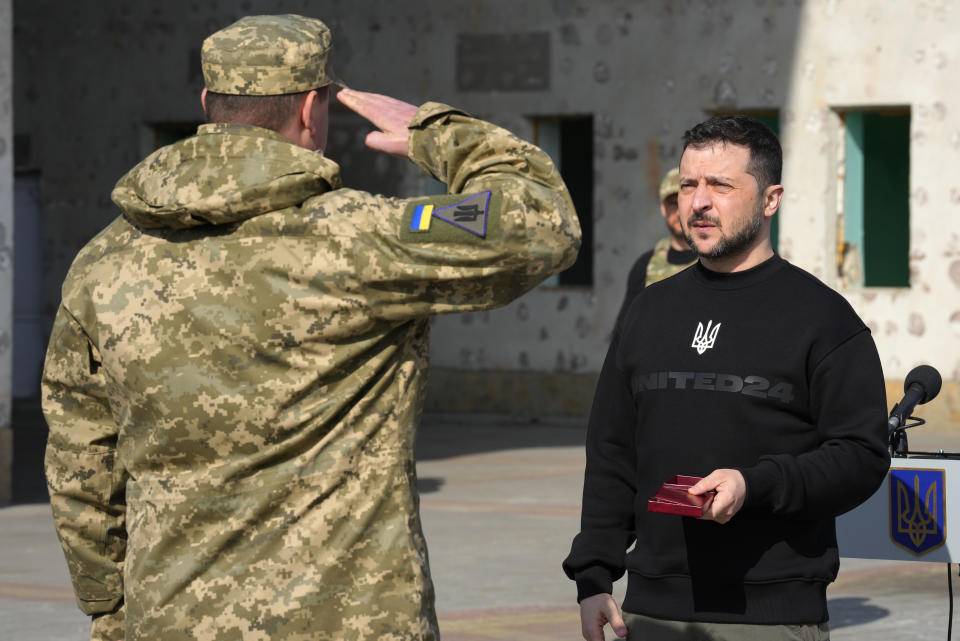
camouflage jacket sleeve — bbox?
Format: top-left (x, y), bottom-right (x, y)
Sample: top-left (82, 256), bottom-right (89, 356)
top-left (42, 305), bottom-right (126, 627)
top-left (332, 102), bottom-right (581, 320)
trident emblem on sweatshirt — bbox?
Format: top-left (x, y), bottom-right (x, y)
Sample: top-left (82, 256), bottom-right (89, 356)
top-left (691, 320), bottom-right (721, 355)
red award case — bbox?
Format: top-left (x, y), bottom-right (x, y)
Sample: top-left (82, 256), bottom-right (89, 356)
top-left (647, 475), bottom-right (715, 517)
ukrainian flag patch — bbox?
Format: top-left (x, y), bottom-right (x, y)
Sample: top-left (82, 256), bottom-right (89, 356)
top-left (410, 204), bottom-right (434, 231)
top-left (401, 191), bottom-right (500, 244)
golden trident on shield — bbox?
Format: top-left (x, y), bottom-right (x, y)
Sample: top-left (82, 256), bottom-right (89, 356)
top-left (897, 473), bottom-right (939, 548)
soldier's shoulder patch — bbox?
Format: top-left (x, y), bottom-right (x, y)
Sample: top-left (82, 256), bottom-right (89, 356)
top-left (400, 191), bottom-right (501, 244)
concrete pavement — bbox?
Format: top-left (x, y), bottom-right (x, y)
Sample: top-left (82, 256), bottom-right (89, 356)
top-left (2, 415), bottom-right (959, 640)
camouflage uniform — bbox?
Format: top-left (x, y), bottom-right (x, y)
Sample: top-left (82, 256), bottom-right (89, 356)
top-left (613, 168), bottom-right (695, 329)
top-left (43, 15), bottom-right (580, 641)
top-left (644, 237), bottom-right (695, 287)
top-left (644, 168), bottom-right (694, 287)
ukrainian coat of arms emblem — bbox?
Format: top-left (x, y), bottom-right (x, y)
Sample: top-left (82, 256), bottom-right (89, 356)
top-left (889, 468), bottom-right (946, 555)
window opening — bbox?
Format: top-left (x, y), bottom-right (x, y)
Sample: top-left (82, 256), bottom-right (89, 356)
top-left (531, 115), bottom-right (593, 287)
top-left (841, 109), bottom-right (910, 288)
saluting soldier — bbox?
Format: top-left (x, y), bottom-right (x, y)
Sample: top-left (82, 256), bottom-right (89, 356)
top-left (43, 14), bottom-right (580, 641)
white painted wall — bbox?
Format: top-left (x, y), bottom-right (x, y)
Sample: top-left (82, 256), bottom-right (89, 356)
top-left (778, 1), bottom-right (960, 382)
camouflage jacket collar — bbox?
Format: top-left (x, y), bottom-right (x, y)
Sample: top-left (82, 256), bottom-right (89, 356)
top-left (112, 122), bottom-right (342, 230)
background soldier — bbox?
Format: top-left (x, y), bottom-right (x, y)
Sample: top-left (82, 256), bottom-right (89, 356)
top-left (43, 14), bottom-right (580, 641)
top-left (614, 168), bottom-right (697, 329)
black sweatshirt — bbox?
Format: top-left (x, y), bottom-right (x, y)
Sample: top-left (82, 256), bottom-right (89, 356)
top-left (563, 254), bottom-right (890, 624)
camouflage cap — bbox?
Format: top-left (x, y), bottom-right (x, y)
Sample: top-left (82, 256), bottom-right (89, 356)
top-left (659, 168), bottom-right (680, 201)
top-left (202, 14), bottom-right (340, 96)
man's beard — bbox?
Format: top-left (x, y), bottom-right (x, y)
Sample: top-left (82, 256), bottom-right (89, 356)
top-left (684, 200), bottom-right (764, 260)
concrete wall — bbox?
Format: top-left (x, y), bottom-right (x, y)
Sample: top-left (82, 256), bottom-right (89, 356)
top-left (429, 1), bottom-right (960, 430)
top-left (423, 0), bottom-right (805, 416)
top-left (10, 1), bottom-right (960, 431)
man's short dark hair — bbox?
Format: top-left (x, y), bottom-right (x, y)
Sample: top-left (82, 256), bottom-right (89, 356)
top-left (204, 86), bottom-right (330, 131)
top-left (681, 115), bottom-right (782, 191)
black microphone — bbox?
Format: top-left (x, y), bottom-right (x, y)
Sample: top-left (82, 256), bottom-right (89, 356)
top-left (888, 365), bottom-right (942, 431)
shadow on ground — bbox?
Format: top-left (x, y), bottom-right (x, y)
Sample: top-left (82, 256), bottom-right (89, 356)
top-left (11, 398), bottom-right (49, 504)
top-left (828, 597), bottom-right (889, 629)
top-left (415, 415), bottom-right (586, 461)
top-left (417, 477), bottom-right (446, 494)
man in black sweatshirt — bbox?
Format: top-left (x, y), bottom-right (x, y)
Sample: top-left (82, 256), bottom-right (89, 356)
top-left (563, 116), bottom-right (889, 641)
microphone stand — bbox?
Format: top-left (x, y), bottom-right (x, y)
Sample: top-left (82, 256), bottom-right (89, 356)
top-left (887, 402), bottom-right (924, 458)
top-left (888, 410), bottom-right (960, 460)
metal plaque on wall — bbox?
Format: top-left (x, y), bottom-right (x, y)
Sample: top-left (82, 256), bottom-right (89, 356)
top-left (456, 32), bottom-right (550, 92)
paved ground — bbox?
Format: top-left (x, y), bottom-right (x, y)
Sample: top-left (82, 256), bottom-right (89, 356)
top-left (3, 415), bottom-right (960, 640)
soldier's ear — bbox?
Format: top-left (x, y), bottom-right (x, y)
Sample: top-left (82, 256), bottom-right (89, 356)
top-left (200, 88), bottom-right (208, 114)
top-left (299, 90), bottom-right (318, 132)
top-left (290, 90), bottom-right (323, 151)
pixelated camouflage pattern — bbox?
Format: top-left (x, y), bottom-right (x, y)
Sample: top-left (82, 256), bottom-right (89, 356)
top-left (202, 14), bottom-right (338, 96)
top-left (658, 168), bottom-right (680, 201)
top-left (91, 605), bottom-right (125, 641)
top-left (644, 237), bottom-right (696, 287)
top-left (44, 102), bottom-right (580, 641)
